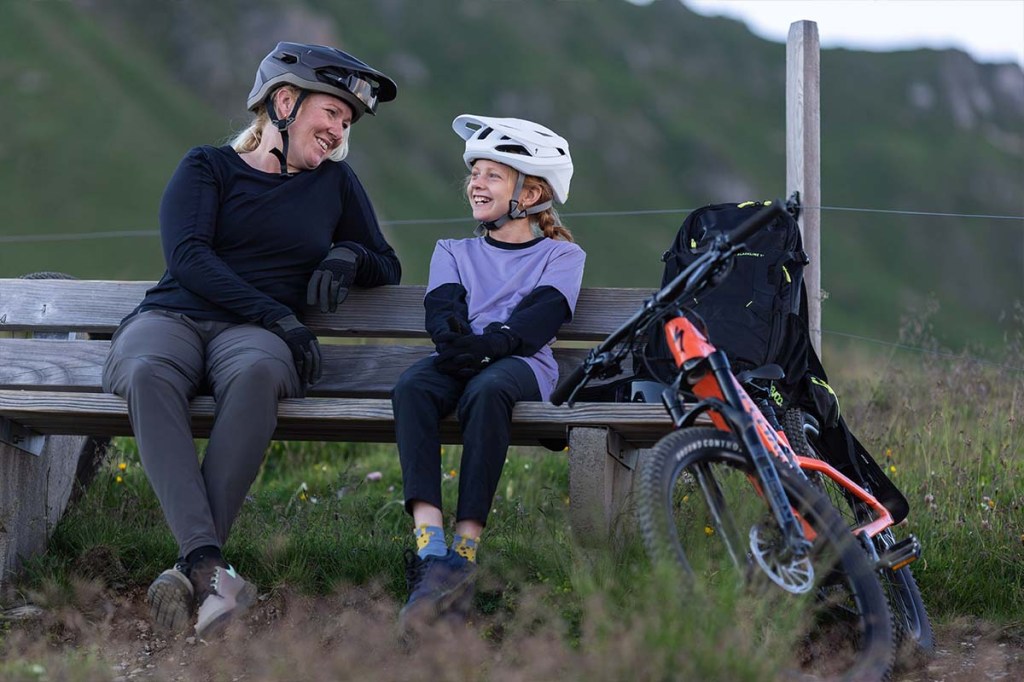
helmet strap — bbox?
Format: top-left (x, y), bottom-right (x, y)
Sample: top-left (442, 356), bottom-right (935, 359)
top-left (264, 89), bottom-right (310, 175)
top-left (474, 172), bottom-right (552, 236)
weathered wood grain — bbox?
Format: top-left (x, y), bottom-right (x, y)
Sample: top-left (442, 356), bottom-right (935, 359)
top-left (0, 280), bottom-right (654, 340)
top-left (0, 391), bottom-right (674, 446)
top-left (0, 339), bottom-right (601, 397)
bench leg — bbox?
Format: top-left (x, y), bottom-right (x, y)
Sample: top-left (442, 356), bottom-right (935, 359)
top-left (567, 426), bottom-right (648, 547)
top-left (0, 436), bottom-right (108, 592)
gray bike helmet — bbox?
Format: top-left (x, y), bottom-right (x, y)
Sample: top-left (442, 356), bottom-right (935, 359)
top-left (248, 42), bottom-right (397, 122)
top-left (248, 42), bottom-right (397, 174)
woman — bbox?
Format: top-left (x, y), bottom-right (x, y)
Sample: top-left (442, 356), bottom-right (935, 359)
top-left (392, 114), bottom-right (585, 627)
top-left (102, 42), bottom-right (400, 638)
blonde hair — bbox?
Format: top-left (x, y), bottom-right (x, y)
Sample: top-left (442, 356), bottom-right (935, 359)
top-left (522, 174), bottom-right (573, 242)
top-left (229, 85), bottom-right (350, 162)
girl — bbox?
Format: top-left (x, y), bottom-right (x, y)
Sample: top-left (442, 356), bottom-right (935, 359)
top-left (392, 114), bottom-right (585, 626)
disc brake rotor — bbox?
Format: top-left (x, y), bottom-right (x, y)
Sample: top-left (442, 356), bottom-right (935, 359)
top-left (749, 524), bottom-right (815, 594)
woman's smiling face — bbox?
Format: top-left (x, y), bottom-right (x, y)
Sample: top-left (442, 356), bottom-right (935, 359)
top-left (277, 90), bottom-right (353, 171)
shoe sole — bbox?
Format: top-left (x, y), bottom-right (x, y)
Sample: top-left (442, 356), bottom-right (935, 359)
top-left (194, 580), bottom-right (258, 640)
top-left (147, 570), bottom-right (193, 633)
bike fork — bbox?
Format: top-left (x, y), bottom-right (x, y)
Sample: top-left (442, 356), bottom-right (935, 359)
top-left (709, 353), bottom-right (812, 561)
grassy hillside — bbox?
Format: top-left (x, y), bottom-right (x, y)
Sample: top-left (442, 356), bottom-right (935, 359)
top-left (1, 0), bottom-right (1020, 353)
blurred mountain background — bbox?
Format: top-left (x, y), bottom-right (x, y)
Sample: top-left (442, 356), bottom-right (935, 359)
top-left (1, 0), bottom-right (1021, 355)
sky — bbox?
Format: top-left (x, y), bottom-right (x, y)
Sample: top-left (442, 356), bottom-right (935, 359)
top-left (678, 0), bottom-right (1024, 68)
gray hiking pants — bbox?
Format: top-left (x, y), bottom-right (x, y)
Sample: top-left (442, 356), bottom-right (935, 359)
top-left (102, 310), bottom-right (302, 558)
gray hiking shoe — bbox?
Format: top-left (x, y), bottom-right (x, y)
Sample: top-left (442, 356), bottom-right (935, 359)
top-left (191, 558), bottom-right (257, 639)
top-left (147, 561), bottom-right (194, 633)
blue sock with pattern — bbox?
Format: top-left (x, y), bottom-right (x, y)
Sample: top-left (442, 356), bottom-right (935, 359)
top-left (414, 525), bottom-right (447, 559)
top-left (451, 534), bottom-right (479, 563)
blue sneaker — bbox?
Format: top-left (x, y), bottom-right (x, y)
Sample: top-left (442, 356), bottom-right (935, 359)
top-left (399, 549), bottom-right (477, 628)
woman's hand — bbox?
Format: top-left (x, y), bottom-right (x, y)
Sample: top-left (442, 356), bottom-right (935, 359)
top-left (307, 246), bottom-right (359, 313)
top-left (270, 315), bottom-right (323, 386)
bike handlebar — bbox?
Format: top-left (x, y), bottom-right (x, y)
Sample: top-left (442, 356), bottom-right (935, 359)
top-left (550, 200), bottom-right (788, 407)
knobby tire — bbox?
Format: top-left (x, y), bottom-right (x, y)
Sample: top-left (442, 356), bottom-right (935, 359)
top-left (637, 427), bottom-right (895, 681)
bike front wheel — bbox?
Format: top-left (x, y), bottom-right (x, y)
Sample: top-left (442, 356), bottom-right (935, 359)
top-left (637, 427), bottom-right (894, 681)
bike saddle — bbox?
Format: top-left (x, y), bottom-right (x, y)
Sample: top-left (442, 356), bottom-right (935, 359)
top-left (735, 363), bottom-right (785, 385)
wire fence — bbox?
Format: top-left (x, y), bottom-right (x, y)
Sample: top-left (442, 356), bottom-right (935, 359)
top-left (1, 204), bottom-right (1023, 245)
top-left (2, 203), bottom-right (1022, 372)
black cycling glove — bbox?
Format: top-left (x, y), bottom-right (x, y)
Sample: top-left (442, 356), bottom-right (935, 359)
top-left (433, 316), bottom-right (471, 353)
top-left (307, 246), bottom-right (359, 313)
top-left (434, 323), bottom-right (519, 379)
top-left (270, 314), bottom-right (322, 386)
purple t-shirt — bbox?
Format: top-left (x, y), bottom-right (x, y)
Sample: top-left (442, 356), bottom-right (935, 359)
top-left (427, 236), bottom-right (586, 400)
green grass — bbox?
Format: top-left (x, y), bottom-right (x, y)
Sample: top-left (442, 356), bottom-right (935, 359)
top-left (2, 333), bottom-right (1023, 679)
top-left (823, 337), bottom-right (1024, 620)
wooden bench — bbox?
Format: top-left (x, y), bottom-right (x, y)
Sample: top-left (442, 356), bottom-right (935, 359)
top-left (0, 277), bottom-right (674, 587)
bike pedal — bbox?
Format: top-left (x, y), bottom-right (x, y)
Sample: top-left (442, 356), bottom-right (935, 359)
top-left (876, 535), bottom-right (921, 571)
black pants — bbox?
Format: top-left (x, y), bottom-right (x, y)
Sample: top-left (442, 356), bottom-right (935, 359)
top-left (393, 355), bottom-right (540, 525)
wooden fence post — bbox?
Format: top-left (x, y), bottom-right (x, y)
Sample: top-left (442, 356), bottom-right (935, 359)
top-left (787, 20), bottom-right (822, 356)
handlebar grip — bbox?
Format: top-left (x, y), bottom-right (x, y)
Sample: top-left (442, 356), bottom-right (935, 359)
top-left (550, 363), bottom-right (588, 406)
top-left (726, 200), bottom-right (787, 246)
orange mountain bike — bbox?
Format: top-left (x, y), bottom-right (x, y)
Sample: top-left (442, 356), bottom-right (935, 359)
top-left (552, 202), bottom-right (913, 680)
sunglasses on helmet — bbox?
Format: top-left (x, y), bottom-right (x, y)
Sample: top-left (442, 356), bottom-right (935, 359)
top-left (317, 70), bottom-right (380, 114)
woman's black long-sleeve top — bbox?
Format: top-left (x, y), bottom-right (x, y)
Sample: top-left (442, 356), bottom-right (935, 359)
top-left (137, 145), bottom-right (401, 326)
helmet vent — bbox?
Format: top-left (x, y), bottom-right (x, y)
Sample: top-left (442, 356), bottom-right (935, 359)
top-left (494, 144), bottom-right (529, 156)
top-left (278, 53), bottom-right (298, 64)
top-left (476, 127), bottom-right (493, 140)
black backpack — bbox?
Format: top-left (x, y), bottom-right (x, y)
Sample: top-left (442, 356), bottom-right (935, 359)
top-left (635, 198), bottom-right (909, 523)
top-left (640, 199), bottom-right (810, 392)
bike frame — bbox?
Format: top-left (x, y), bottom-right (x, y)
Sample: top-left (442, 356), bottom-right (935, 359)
top-left (664, 315), bottom-right (895, 542)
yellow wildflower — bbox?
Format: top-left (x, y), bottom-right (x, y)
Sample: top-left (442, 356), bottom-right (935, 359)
top-left (115, 476), bottom-right (123, 484)
top-left (118, 462), bottom-right (127, 471)
top-left (704, 525), bottom-right (714, 536)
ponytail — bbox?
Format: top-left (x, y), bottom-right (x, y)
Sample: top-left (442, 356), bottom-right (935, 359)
top-left (523, 175), bottom-right (574, 242)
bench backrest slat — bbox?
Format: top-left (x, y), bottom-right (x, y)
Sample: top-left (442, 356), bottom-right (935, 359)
top-left (0, 280), bottom-right (653, 340)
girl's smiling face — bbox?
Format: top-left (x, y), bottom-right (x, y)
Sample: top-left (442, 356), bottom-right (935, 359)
top-left (467, 159), bottom-right (516, 223)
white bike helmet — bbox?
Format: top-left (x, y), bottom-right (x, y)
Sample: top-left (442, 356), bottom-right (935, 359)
top-left (453, 114), bottom-right (573, 203)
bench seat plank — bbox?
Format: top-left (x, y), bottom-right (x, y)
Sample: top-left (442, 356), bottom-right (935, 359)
top-left (0, 339), bottom-right (599, 398)
top-left (0, 391), bottom-right (674, 446)
top-left (0, 280), bottom-right (653, 341)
